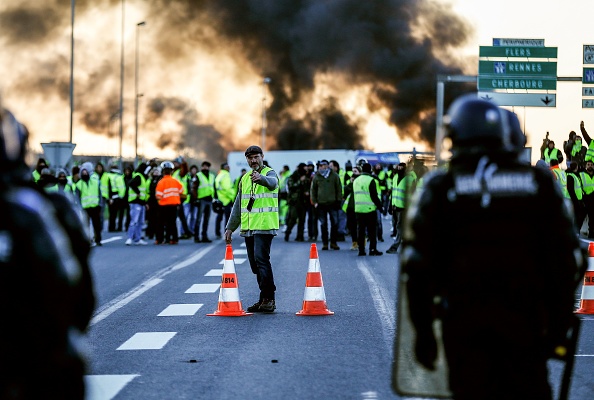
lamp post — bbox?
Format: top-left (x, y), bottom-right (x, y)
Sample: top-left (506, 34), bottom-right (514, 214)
top-left (261, 77), bottom-right (270, 151)
top-left (69, 0), bottom-right (75, 143)
top-left (134, 21), bottom-right (146, 168)
top-left (118, 0), bottom-right (125, 170)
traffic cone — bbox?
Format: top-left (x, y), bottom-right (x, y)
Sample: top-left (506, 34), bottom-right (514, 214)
top-left (576, 242), bottom-right (594, 314)
top-left (296, 243), bottom-right (334, 316)
top-left (207, 244), bottom-right (252, 317)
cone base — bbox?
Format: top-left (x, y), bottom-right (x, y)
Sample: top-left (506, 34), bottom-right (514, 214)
top-left (207, 310), bottom-right (253, 317)
top-left (296, 310), bottom-right (334, 316)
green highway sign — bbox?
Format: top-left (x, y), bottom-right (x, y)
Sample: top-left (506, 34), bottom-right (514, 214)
top-left (479, 60), bottom-right (557, 76)
top-left (479, 92), bottom-right (556, 107)
top-left (479, 46), bottom-right (558, 58)
top-left (478, 77), bottom-right (557, 91)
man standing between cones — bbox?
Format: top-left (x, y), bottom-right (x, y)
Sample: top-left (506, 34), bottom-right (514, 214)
top-left (224, 145), bottom-right (279, 313)
top-left (401, 95), bottom-right (583, 399)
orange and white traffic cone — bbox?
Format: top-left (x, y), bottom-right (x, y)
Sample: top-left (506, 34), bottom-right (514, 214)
top-left (576, 242), bottom-right (594, 314)
top-left (207, 244), bottom-right (252, 317)
top-left (296, 243), bottom-right (334, 316)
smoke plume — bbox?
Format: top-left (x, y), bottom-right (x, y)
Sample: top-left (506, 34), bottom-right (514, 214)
top-left (0, 0), bottom-right (473, 164)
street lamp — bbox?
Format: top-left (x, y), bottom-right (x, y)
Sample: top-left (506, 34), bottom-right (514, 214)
top-left (261, 77), bottom-right (271, 151)
top-left (134, 21), bottom-right (146, 167)
top-left (118, 0), bottom-right (125, 170)
top-left (69, 0), bottom-right (75, 143)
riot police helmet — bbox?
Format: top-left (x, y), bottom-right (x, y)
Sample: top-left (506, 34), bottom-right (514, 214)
top-left (444, 94), bottom-right (510, 155)
top-left (160, 161), bottom-right (174, 170)
top-left (0, 108), bottom-right (28, 176)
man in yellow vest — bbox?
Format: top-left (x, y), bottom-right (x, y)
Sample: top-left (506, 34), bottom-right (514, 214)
top-left (580, 160), bottom-right (594, 238)
top-left (193, 161), bottom-right (215, 243)
top-left (353, 162), bottom-right (384, 256)
top-left (543, 140), bottom-right (563, 165)
top-left (125, 163), bottom-right (150, 246)
top-left (76, 162), bottom-right (103, 247)
top-left (107, 164), bottom-right (127, 232)
top-left (214, 162), bottom-right (234, 239)
top-left (224, 145), bottom-right (279, 313)
top-left (567, 161), bottom-right (586, 234)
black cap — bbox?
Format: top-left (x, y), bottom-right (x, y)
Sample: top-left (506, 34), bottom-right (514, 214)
top-left (245, 145), bottom-right (263, 157)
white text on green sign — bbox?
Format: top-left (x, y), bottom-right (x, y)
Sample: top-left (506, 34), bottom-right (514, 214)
top-left (478, 77), bottom-right (556, 90)
top-left (479, 61), bottom-right (557, 76)
top-left (479, 46), bottom-right (557, 59)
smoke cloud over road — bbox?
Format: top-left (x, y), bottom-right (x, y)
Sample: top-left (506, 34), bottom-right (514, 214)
top-left (0, 0), bottom-right (473, 163)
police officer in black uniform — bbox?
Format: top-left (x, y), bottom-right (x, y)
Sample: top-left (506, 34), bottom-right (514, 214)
top-left (401, 95), bottom-right (583, 399)
top-left (0, 107), bottom-right (95, 399)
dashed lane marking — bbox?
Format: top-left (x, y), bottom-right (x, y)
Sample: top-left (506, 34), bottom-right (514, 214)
top-left (233, 249), bottom-right (248, 255)
top-left (185, 283), bottom-right (221, 293)
top-left (205, 269), bottom-right (223, 276)
top-left (157, 304), bottom-right (203, 316)
top-left (90, 244), bottom-right (216, 327)
top-left (117, 332), bottom-right (177, 350)
top-left (84, 374), bottom-right (139, 400)
top-left (218, 258), bottom-right (247, 264)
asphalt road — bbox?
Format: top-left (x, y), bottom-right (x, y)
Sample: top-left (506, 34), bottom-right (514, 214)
top-left (83, 220), bottom-right (594, 400)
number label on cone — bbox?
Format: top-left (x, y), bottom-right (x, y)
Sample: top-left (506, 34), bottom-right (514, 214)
top-left (224, 277), bottom-right (235, 284)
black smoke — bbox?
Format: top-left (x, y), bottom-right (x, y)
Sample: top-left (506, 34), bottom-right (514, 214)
top-left (0, 0), bottom-right (473, 158)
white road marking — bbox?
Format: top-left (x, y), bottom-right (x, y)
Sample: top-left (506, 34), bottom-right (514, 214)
top-left (218, 258), bottom-right (247, 264)
top-left (185, 283), bottom-right (221, 293)
top-left (90, 245), bottom-right (216, 326)
top-left (100, 236), bottom-right (123, 244)
top-left (205, 269), bottom-right (223, 276)
top-left (158, 304), bottom-right (203, 316)
top-left (357, 259), bottom-right (396, 350)
top-left (84, 374), bottom-right (139, 400)
top-left (233, 249), bottom-right (248, 255)
top-left (117, 332), bottom-right (177, 350)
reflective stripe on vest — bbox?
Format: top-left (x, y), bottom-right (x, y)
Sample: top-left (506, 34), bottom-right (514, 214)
top-left (586, 142), bottom-right (594, 162)
top-left (544, 148), bottom-right (559, 164)
top-left (580, 172), bottom-right (594, 195)
top-left (240, 167), bottom-right (279, 231)
top-left (353, 174), bottom-right (376, 213)
top-left (215, 170), bottom-right (235, 206)
top-left (77, 179), bottom-right (101, 209)
top-left (197, 172), bottom-right (215, 198)
top-left (391, 175), bottom-right (409, 208)
top-left (128, 172), bottom-right (148, 202)
top-left (567, 172), bottom-right (583, 200)
top-left (552, 168), bottom-right (570, 199)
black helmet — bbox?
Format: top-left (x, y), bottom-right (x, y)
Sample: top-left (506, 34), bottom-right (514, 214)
top-left (0, 108), bottom-right (28, 176)
top-left (502, 109), bottom-right (527, 154)
top-left (444, 94), bottom-right (509, 155)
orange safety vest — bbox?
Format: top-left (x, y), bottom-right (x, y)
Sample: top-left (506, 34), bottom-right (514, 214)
top-left (156, 175), bottom-right (183, 206)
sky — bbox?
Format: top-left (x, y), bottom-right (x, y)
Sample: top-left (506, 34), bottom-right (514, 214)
top-left (450, 0), bottom-right (594, 163)
top-left (0, 0), bottom-right (592, 166)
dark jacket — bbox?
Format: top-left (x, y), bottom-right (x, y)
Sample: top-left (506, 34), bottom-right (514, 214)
top-left (310, 169), bottom-right (342, 206)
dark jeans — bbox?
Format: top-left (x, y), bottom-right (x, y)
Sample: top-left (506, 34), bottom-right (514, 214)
top-left (357, 211), bottom-right (377, 252)
top-left (245, 234), bottom-right (276, 300)
top-left (215, 203), bottom-right (232, 237)
top-left (306, 203), bottom-right (318, 239)
top-left (85, 206), bottom-right (102, 245)
top-left (391, 207), bottom-right (405, 247)
top-left (316, 204), bottom-right (339, 245)
top-left (108, 198), bottom-right (126, 231)
top-left (177, 202), bottom-right (193, 236)
top-left (193, 199), bottom-right (212, 240)
top-left (346, 208), bottom-right (358, 242)
top-left (286, 203), bottom-right (306, 240)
